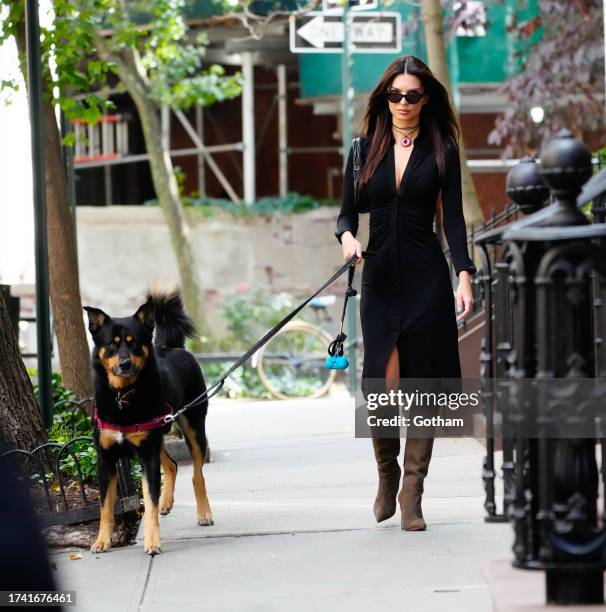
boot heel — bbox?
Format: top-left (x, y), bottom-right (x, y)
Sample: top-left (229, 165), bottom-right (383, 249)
top-left (399, 436), bottom-right (434, 531)
top-left (371, 437), bottom-right (401, 523)
top-left (373, 461), bottom-right (401, 522)
top-left (398, 485), bottom-right (427, 531)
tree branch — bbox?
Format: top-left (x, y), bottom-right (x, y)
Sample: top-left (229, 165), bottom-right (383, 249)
top-left (184, 0), bottom-right (322, 41)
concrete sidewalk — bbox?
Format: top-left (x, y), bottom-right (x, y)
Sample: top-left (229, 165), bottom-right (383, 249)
top-left (51, 391), bottom-right (511, 611)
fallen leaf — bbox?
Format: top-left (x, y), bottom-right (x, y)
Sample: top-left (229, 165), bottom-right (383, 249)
top-left (69, 553), bottom-right (82, 561)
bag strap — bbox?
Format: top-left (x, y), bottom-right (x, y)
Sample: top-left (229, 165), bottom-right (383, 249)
top-left (327, 264), bottom-right (357, 357)
top-left (326, 137), bottom-right (362, 358)
top-left (352, 137), bottom-right (362, 207)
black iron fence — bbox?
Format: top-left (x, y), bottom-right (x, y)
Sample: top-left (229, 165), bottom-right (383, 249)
top-left (0, 399), bottom-right (140, 528)
top-left (443, 147), bottom-right (606, 326)
top-left (475, 130), bottom-right (606, 605)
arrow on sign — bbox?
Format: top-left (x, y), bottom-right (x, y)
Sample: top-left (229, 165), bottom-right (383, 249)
top-left (298, 15), bottom-right (342, 48)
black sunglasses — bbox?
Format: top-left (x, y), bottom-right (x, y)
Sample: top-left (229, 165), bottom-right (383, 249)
top-left (385, 89), bottom-right (425, 104)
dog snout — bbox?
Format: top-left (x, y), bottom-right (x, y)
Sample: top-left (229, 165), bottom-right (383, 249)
top-left (119, 357), bottom-right (133, 371)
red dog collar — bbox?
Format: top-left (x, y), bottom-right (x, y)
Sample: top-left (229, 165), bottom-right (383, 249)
top-left (92, 400), bottom-right (175, 433)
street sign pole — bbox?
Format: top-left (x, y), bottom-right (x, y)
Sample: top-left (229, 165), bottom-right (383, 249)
top-left (290, 3), bottom-right (398, 396)
top-left (341, 1), bottom-right (358, 397)
top-left (25, 0), bottom-right (53, 428)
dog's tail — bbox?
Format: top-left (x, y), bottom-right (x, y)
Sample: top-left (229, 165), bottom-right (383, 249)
top-left (145, 286), bottom-right (196, 349)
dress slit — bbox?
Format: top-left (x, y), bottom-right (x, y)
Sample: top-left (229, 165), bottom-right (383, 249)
top-left (381, 330), bottom-right (401, 393)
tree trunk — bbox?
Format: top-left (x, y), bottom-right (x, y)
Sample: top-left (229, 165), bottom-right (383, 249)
top-left (132, 95), bottom-right (214, 350)
top-left (42, 101), bottom-right (94, 400)
top-left (421, 0), bottom-right (484, 227)
top-left (94, 37), bottom-right (214, 350)
top-left (14, 15), bottom-right (94, 403)
top-left (0, 292), bottom-right (47, 451)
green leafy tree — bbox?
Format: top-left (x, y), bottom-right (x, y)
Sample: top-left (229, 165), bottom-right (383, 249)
top-left (86, 0), bottom-right (245, 348)
top-left (487, 0), bottom-right (605, 157)
top-left (2, 0), bottom-right (247, 350)
top-left (420, 0), bottom-right (484, 227)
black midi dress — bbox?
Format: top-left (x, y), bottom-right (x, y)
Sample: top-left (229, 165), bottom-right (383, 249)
top-left (334, 128), bottom-right (476, 396)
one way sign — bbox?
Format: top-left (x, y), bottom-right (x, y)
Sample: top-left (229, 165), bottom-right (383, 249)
top-left (289, 12), bottom-right (401, 53)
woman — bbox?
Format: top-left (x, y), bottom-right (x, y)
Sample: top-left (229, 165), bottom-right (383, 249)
top-left (335, 55), bottom-right (476, 531)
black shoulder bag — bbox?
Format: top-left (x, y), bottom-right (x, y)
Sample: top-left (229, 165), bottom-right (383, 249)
top-left (325, 137), bottom-right (362, 370)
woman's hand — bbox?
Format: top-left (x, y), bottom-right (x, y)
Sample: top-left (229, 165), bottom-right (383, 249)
top-left (455, 271), bottom-right (473, 322)
top-left (341, 231), bottom-right (363, 265)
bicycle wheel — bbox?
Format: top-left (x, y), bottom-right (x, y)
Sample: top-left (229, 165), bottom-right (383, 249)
top-left (256, 320), bottom-right (337, 400)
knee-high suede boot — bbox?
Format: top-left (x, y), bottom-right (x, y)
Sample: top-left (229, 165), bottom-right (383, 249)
top-left (371, 436), bottom-right (401, 522)
top-left (398, 436), bottom-right (434, 530)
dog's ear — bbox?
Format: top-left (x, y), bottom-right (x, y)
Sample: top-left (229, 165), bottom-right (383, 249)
top-left (134, 298), bottom-right (155, 335)
top-left (83, 306), bottom-right (110, 336)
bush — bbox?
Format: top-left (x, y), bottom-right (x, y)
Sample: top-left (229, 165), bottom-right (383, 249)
top-left (144, 191), bottom-right (339, 218)
top-left (199, 361), bottom-right (269, 399)
top-left (28, 369), bottom-right (76, 406)
top-left (28, 370), bottom-right (142, 493)
top-left (221, 287), bottom-right (302, 348)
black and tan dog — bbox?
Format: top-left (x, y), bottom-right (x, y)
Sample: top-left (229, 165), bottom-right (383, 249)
top-left (84, 288), bottom-right (213, 555)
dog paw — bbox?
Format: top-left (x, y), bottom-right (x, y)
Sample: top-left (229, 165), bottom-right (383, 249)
top-left (159, 498), bottom-right (174, 515)
top-left (197, 512), bottom-right (214, 526)
top-left (91, 538), bottom-right (112, 553)
top-left (143, 538), bottom-right (162, 556)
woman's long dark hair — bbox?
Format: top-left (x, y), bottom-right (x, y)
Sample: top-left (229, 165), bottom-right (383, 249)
top-left (358, 55), bottom-right (460, 196)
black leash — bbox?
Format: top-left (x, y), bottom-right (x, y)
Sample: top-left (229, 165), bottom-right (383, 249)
top-left (163, 254), bottom-right (359, 424)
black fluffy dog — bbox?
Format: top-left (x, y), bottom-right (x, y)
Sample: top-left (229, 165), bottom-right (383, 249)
top-left (84, 288), bottom-right (212, 555)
